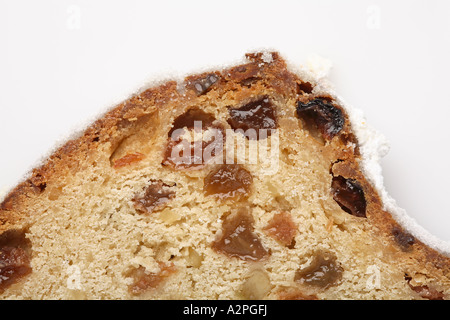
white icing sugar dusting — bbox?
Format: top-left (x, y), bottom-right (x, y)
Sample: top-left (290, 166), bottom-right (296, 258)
top-left (286, 54), bottom-right (450, 256)
top-left (305, 54), bottom-right (334, 79)
top-left (339, 93), bottom-right (450, 256)
top-left (261, 51), bottom-right (274, 64)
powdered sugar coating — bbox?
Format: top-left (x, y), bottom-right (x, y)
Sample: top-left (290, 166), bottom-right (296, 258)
top-left (284, 52), bottom-right (450, 256)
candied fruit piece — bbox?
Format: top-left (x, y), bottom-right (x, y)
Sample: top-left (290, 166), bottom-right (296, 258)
top-left (163, 108), bottom-right (224, 169)
top-left (263, 212), bottom-right (297, 247)
top-left (112, 152), bottom-right (145, 169)
top-left (212, 208), bottom-right (269, 262)
top-left (0, 230), bottom-right (32, 293)
top-left (405, 275), bottom-right (445, 300)
top-left (133, 179), bottom-right (176, 214)
top-left (0, 248), bottom-right (32, 293)
top-left (227, 96), bottom-right (277, 140)
top-left (296, 98), bottom-right (344, 140)
top-left (128, 262), bottom-right (176, 295)
top-left (392, 227), bottom-right (415, 252)
top-left (331, 176), bottom-right (367, 218)
top-left (204, 164), bottom-right (253, 201)
top-left (294, 252), bottom-right (343, 289)
top-left (241, 269), bottom-right (272, 300)
top-left (227, 62), bottom-right (260, 83)
top-left (409, 283), bottom-right (444, 300)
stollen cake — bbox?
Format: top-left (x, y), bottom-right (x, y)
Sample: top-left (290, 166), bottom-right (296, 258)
top-left (1, 51), bottom-right (449, 300)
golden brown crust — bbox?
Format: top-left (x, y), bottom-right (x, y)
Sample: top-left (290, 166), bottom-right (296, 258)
top-left (1, 51), bottom-right (449, 296)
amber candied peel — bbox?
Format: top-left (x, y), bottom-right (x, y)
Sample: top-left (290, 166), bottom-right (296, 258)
top-left (212, 208), bottom-right (269, 262)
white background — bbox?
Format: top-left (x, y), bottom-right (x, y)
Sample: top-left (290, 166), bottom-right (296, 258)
top-left (1, 0), bottom-right (449, 242)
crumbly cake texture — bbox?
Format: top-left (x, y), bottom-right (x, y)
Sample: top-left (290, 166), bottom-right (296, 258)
top-left (1, 51), bottom-right (449, 300)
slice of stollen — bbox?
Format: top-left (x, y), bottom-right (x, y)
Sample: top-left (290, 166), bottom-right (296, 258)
top-left (0, 52), bottom-right (449, 300)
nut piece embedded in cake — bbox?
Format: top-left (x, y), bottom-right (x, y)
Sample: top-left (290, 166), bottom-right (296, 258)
top-left (331, 176), bottom-right (367, 218)
top-left (296, 98), bottom-right (344, 140)
top-left (204, 164), bottom-right (253, 201)
top-left (185, 247), bottom-right (203, 268)
top-left (294, 252), bottom-right (343, 289)
top-left (212, 208), bottom-right (269, 262)
top-left (168, 108), bottom-right (217, 138)
top-left (227, 96), bottom-right (277, 140)
top-left (133, 180), bottom-right (176, 214)
top-left (240, 269), bottom-right (272, 300)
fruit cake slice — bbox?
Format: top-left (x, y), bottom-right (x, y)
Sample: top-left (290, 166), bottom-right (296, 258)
top-left (1, 52), bottom-right (449, 300)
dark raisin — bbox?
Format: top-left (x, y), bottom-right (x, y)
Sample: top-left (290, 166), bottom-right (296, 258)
top-left (212, 208), bottom-right (269, 262)
top-left (191, 74), bottom-right (219, 95)
top-left (331, 176), bottom-right (367, 218)
top-left (294, 252), bottom-right (343, 289)
top-left (296, 98), bottom-right (344, 140)
top-left (0, 229), bottom-right (32, 293)
top-left (133, 180), bottom-right (176, 214)
top-left (227, 96), bottom-right (277, 140)
top-left (163, 108), bottom-right (224, 169)
top-left (168, 108), bottom-right (216, 138)
top-left (392, 227), bottom-right (415, 252)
